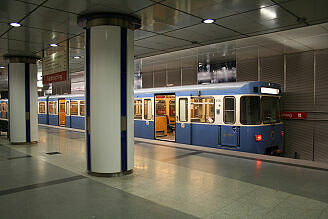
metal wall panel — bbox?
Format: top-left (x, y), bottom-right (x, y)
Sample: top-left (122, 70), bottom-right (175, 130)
top-left (154, 70), bottom-right (166, 87)
top-left (284, 120), bottom-right (314, 161)
top-left (236, 58), bottom-right (258, 82)
top-left (167, 68), bottom-right (181, 86)
top-left (182, 66), bottom-right (197, 85)
top-left (260, 55), bottom-right (284, 90)
top-left (314, 121), bottom-right (328, 162)
top-left (284, 51), bottom-right (314, 111)
top-left (315, 49), bottom-right (328, 110)
top-left (141, 71), bottom-right (153, 88)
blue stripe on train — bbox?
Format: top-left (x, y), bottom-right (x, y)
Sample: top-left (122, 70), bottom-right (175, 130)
top-left (70, 116), bottom-right (85, 130)
top-left (134, 120), bottom-right (154, 139)
top-left (38, 114), bottom-right (48, 124)
top-left (48, 115), bottom-right (58, 126)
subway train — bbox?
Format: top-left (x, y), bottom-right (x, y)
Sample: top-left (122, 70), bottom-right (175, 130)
top-left (0, 81), bottom-right (283, 155)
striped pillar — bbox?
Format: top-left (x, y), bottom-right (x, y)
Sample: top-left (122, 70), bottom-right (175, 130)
top-left (6, 56), bottom-right (38, 144)
top-left (79, 13), bottom-right (140, 176)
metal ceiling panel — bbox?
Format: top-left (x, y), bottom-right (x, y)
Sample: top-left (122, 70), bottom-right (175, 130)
top-left (165, 23), bottom-right (240, 43)
top-left (161, 0), bottom-right (236, 19)
top-left (135, 34), bottom-right (191, 50)
top-left (216, 5), bottom-right (298, 35)
top-left (162, 0), bottom-right (275, 19)
top-left (277, 24), bottom-right (328, 40)
top-left (278, 0), bottom-right (328, 24)
top-left (134, 45), bottom-right (159, 56)
top-left (134, 29), bottom-right (156, 40)
top-left (44, 0), bottom-right (155, 15)
top-left (0, 0), bottom-right (38, 23)
top-left (294, 34), bottom-right (328, 50)
top-left (20, 7), bottom-right (80, 35)
top-left (135, 3), bottom-right (201, 33)
top-left (3, 26), bottom-right (70, 47)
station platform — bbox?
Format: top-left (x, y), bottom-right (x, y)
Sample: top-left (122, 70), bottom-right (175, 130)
top-left (0, 126), bottom-right (328, 218)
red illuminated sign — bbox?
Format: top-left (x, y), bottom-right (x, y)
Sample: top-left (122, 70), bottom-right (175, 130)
top-left (281, 112), bottom-right (306, 120)
top-left (43, 71), bottom-right (67, 84)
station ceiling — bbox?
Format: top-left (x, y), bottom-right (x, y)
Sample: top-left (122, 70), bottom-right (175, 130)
top-left (0, 0), bottom-right (328, 64)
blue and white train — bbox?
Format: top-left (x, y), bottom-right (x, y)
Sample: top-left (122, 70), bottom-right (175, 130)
top-left (27, 81), bottom-right (282, 155)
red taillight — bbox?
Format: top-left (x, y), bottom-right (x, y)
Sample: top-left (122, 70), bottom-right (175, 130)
top-left (256, 134), bottom-right (262, 141)
top-left (281, 131), bottom-right (284, 136)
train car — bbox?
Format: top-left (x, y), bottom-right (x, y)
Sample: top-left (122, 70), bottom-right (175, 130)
top-left (134, 81), bottom-right (283, 155)
top-left (38, 94), bottom-right (85, 130)
top-left (0, 99), bottom-right (8, 119)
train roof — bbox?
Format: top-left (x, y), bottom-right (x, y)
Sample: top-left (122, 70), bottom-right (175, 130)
top-left (38, 94), bottom-right (84, 99)
top-left (134, 81), bottom-right (281, 97)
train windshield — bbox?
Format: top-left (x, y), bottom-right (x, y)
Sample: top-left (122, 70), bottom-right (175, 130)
top-left (240, 96), bottom-right (261, 125)
top-left (240, 96), bottom-right (281, 125)
top-left (262, 96), bottom-right (280, 124)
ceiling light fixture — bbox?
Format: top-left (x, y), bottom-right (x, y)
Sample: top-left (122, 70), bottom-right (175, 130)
top-left (73, 56), bottom-right (81, 59)
top-left (202, 19), bottom-right (215, 24)
top-left (0, 66), bottom-right (5, 69)
top-left (9, 22), bottom-right (21, 27)
top-left (260, 7), bottom-right (277, 19)
top-left (50, 43), bottom-right (58, 47)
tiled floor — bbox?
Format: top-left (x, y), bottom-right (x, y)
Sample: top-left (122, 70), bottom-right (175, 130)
top-left (1, 126), bottom-right (328, 218)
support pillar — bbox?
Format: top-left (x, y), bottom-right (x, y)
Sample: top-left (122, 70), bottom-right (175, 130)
top-left (5, 56), bottom-right (39, 144)
top-left (78, 13), bottom-right (140, 176)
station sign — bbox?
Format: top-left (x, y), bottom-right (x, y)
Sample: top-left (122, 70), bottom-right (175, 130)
top-left (281, 112), bottom-right (306, 120)
top-left (42, 47), bottom-right (67, 84)
top-left (43, 71), bottom-right (67, 84)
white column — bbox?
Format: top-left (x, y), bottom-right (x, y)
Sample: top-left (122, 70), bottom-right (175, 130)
top-left (81, 13), bottom-right (139, 176)
top-left (8, 59), bottom-right (38, 144)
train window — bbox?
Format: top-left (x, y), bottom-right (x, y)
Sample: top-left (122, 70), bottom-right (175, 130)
top-left (80, 101), bottom-right (85, 116)
top-left (134, 100), bottom-right (142, 119)
top-left (191, 97), bottom-right (215, 123)
top-left (66, 101), bottom-right (70, 115)
top-left (39, 102), bottom-right (46, 114)
top-left (262, 97), bottom-right (280, 124)
top-left (70, 101), bottom-right (79, 116)
top-left (49, 101), bottom-right (57, 114)
top-left (224, 97), bottom-right (235, 124)
top-left (179, 98), bottom-right (188, 122)
top-left (240, 96), bottom-right (261, 125)
top-left (144, 99), bottom-right (152, 120)
top-left (169, 100), bottom-right (175, 117)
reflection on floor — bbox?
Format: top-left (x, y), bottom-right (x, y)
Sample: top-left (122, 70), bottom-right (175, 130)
top-left (157, 131), bottom-right (175, 141)
top-left (1, 126), bottom-right (328, 218)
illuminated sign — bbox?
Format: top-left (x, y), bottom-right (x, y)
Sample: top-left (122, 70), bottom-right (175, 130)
top-left (281, 112), bottom-right (306, 120)
top-left (261, 87), bottom-right (279, 95)
top-left (43, 71), bottom-right (67, 84)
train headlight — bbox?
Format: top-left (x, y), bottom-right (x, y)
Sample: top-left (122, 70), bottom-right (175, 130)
top-left (255, 134), bottom-right (263, 141)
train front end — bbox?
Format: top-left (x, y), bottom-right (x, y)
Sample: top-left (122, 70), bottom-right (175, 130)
top-left (240, 83), bottom-right (283, 155)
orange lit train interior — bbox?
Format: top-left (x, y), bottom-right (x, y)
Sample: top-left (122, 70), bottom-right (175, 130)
top-left (155, 94), bottom-right (176, 141)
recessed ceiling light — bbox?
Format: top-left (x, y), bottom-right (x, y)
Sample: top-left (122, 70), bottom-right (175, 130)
top-left (9, 22), bottom-right (21, 27)
top-left (260, 7), bottom-right (277, 19)
top-left (73, 56), bottom-right (81, 59)
top-left (50, 43), bottom-right (58, 47)
top-left (202, 19), bottom-right (215, 24)
top-left (0, 66), bottom-right (5, 69)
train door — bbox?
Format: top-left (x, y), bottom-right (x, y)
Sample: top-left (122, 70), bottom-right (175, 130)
top-left (221, 96), bottom-right (240, 147)
top-left (155, 94), bottom-right (176, 141)
top-left (58, 99), bottom-right (66, 126)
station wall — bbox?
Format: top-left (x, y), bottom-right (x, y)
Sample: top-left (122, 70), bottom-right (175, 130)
top-left (238, 50), bottom-right (328, 163)
top-left (141, 49), bottom-right (328, 163)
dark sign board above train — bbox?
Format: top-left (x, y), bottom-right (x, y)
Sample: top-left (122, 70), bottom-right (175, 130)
top-left (281, 112), bottom-right (306, 120)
